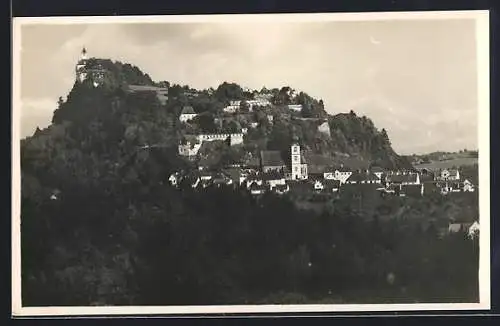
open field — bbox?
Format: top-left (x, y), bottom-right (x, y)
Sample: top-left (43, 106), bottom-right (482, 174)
top-left (414, 157), bottom-right (478, 170)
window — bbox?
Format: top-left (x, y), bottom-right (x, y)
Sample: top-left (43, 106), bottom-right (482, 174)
top-left (294, 166), bottom-right (299, 172)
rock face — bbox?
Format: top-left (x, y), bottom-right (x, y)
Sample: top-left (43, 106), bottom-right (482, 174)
top-left (317, 121), bottom-right (331, 137)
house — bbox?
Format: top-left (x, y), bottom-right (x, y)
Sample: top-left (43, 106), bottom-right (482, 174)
top-left (312, 179), bottom-right (324, 191)
top-left (324, 166), bottom-right (352, 184)
top-left (199, 178), bottom-right (212, 189)
top-left (199, 172), bottom-right (213, 182)
top-left (468, 221), bottom-right (480, 239)
top-left (463, 179), bottom-right (475, 192)
top-left (246, 174), bottom-right (264, 189)
top-left (249, 182), bottom-right (267, 195)
top-left (288, 104), bottom-right (303, 112)
top-left (370, 166), bottom-right (385, 180)
top-left (448, 223), bottom-right (469, 233)
top-left (178, 141), bottom-right (202, 157)
top-left (223, 168), bottom-right (244, 186)
top-left (323, 179), bottom-right (341, 193)
top-left (438, 168), bottom-right (460, 181)
top-left (345, 170), bottom-right (381, 185)
top-left (211, 173), bottom-right (233, 187)
top-left (50, 189), bottom-right (61, 200)
top-left (182, 171), bottom-right (201, 188)
top-left (420, 172), bottom-right (435, 184)
top-left (260, 150), bottom-right (287, 173)
top-left (273, 184), bottom-right (290, 195)
top-left (385, 173), bottom-right (421, 186)
top-left (438, 180), bottom-right (462, 194)
top-left (223, 105), bottom-right (240, 113)
top-left (262, 170), bottom-right (286, 189)
top-left (247, 99), bottom-right (272, 108)
top-left (179, 106), bottom-right (198, 122)
top-left (169, 172), bottom-right (181, 186)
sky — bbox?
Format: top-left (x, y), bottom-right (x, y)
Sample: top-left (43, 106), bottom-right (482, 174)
top-left (16, 15), bottom-right (481, 155)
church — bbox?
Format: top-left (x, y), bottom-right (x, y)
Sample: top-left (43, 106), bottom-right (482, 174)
top-left (259, 142), bottom-right (308, 180)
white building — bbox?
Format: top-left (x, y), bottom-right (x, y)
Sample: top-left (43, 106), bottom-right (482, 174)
top-left (197, 132), bottom-right (244, 146)
top-left (75, 47), bottom-right (88, 82)
top-left (169, 172), bottom-right (181, 186)
top-left (223, 105), bottom-right (240, 113)
top-left (179, 106), bottom-right (198, 122)
top-left (291, 143), bottom-right (308, 180)
top-left (178, 142), bottom-right (202, 157)
top-left (463, 179), bottom-right (475, 192)
top-left (74, 47), bottom-right (107, 87)
top-left (288, 104), bottom-right (303, 112)
top-left (371, 167), bottom-right (385, 180)
top-left (313, 180), bottom-right (324, 191)
top-left (324, 168), bottom-right (352, 184)
top-left (468, 221), bottom-right (480, 239)
top-left (439, 168), bottom-right (460, 181)
top-left (262, 172), bottom-right (286, 189)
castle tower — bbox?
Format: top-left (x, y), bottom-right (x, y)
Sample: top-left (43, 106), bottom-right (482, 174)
top-left (75, 47), bottom-right (88, 83)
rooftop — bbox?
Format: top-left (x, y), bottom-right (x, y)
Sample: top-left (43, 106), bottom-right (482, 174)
top-left (260, 150), bottom-right (286, 168)
top-left (127, 84), bottom-right (168, 92)
top-left (181, 106), bottom-right (196, 115)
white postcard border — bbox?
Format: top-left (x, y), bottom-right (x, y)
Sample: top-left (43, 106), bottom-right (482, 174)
top-left (11, 10), bottom-right (491, 317)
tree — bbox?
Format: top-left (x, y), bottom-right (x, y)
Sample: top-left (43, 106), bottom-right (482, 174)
top-left (194, 113), bottom-right (217, 133)
top-left (381, 128), bottom-right (391, 146)
top-left (215, 82), bottom-right (244, 102)
top-left (57, 96), bottom-right (64, 108)
top-left (157, 81), bottom-right (170, 88)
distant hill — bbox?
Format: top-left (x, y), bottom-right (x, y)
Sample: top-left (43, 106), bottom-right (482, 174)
top-left (404, 150), bottom-right (478, 170)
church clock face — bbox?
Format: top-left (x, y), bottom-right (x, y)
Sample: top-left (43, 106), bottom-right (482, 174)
top-left (292, 155), bottom-right (300, 163)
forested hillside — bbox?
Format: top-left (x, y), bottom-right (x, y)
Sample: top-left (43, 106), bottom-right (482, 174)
top-left (20, 58), bottom-right (478, 306)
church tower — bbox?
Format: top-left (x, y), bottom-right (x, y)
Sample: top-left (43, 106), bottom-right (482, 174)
top-left (291, 143), bottom-right (302, 180)
top-left (75, 47), bottom-right (88, 83)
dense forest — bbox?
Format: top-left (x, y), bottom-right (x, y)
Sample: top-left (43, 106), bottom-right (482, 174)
top-left (20, 58), bottom-right (479, 306)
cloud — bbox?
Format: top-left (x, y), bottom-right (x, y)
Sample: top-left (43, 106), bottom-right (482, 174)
top-left (19, 98), bottom-right (58, 137)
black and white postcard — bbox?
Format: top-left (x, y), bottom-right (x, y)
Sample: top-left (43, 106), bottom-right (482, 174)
top-left (12, 11), bottom-right (490, 317)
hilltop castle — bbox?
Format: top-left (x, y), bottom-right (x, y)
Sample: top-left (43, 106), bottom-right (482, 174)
top-left (75, 47), bottom-right (107, 87)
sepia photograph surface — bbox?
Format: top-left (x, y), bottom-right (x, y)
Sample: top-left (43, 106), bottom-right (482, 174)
top-left (12, 11), bottom-right (490, 316)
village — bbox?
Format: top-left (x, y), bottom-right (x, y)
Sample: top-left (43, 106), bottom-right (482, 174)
top-left (75, 47), bottom-right (480, 239)
top-left (169, 141), bottom-right (476, 197)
